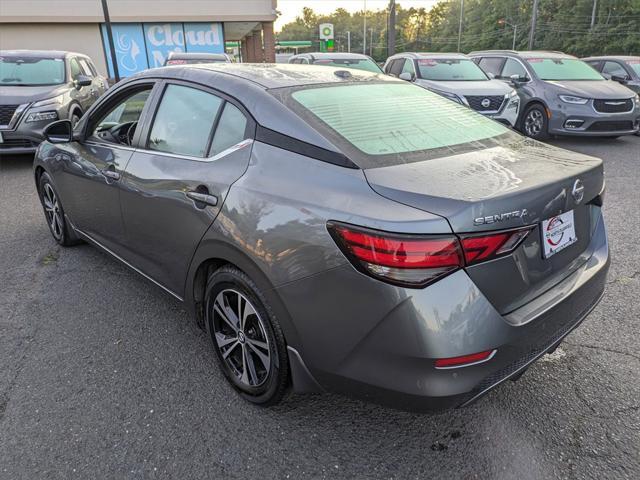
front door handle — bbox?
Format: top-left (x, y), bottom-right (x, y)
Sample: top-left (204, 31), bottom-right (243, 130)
top-left (101, 168), bottom-right (121, 181)
top-left (186, 191), bottom-right (218, 207)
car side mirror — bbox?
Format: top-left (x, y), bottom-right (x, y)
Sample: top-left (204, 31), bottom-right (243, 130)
top-left (611, 74), bottom-right (629, 84)
top-left (44, 120), bottom-right (73, 144)
top-left (509, 74), bottom-right (528, 86)
top-left (74, 75), bottom-right (92, 89)
top-left (399, 72), bottom-right (415, 82)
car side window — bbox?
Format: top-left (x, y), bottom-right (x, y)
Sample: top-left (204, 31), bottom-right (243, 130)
top-left (148, 84), bottom-right (223, 157)
top-left (478, 57), bottom-right (505, 76)
top-left (209, 102), bottom-right (249, 156)
top-left (602, 61), bottom-right (626, 78)
top-left (388, 59), bottom-right (404, 77)
top-left (401, 59), bottom-right (416, 76)
top-left (585, 60), bottom-right (602, 72)
top-left (69, 57), bottom-right (82, 80)
top-left (91, 87), bottom-right (152, 143)
top-left (78, 58), bottom-right (94, 78)
top-left (501, 58), bottom-right (528, 80)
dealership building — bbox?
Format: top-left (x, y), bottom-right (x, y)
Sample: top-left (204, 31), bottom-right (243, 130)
top-left (0, 0), bottom-right (278, 77)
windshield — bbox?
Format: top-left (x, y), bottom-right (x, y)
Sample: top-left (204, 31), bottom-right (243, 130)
top-left (417, 58), bottom-right (488, 81)
top-left (312, 58), bottom-right (383, 73)
top-left (625, 59), bottom-right (640, 76)
top-left (283, 82), bottom-right (514, 168)
top-left (526, 58), bottom-right (603, 81)
top-left (0, 56), bottom-right (66, 86)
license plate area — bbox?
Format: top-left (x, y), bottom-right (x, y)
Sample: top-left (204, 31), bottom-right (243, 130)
top-left (541, 210), bottom-right (578, 259)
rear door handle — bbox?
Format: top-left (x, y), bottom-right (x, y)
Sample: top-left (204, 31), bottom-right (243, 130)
top-left (101, 169), bottom-right (121, 181)
top-left (186, 191), bottom-right (218, 207)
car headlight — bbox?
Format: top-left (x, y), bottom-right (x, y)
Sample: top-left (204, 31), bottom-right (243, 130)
top-left (26, 111), bottom-right (58, 123)
top-left (32, 94), bottom-right (65, 108)
top-left (634, 94), bottom-right (640, 107)
top-left (506, 91), bottom-right (520, 109)
top-left (559, 94), bottom-right (589, 105)
top-left (428, 88), bottom-right (464, 105)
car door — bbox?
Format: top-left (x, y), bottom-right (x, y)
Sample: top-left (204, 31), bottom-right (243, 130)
top-left (119, 81), bottom-right (254, 296)
top-left (59, 81), bottom-right (157, 252)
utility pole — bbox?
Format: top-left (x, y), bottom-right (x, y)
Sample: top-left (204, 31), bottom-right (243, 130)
top-left (363, 0), bottom-right (367, 55)
top-left (590, 0), bottom-right (598, 29)
top-left (100, 0), bottom-right (120, 82)
top-left (498, 19), bottom-right (518, 50)
top-left (369, 28), bottom-right (374, 57)
top-left (457, 0), bottom-right (464, 52)
top-left (529, 0), bottom-right (539, 49)
top-left (388, 0), bottom-right (396, 57)
top-left (347, 31), bottom-right (351, 52)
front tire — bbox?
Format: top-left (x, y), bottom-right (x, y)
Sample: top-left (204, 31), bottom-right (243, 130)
top-left (205, 266), bottom-right (289, 405)
top-left (521, 104), bottom-right (549, 139)
top-left (38, 172), bottom-right (82, 246)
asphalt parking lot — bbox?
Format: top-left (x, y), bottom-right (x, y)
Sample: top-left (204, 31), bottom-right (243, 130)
top-left (1, 135), bottom-right (639, 480)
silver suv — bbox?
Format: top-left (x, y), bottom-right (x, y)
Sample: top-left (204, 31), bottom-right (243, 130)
top-left (0, 50), bottom-right (107, 155)
top-left (384, 52), bottom-right (520, 127)
top-left (470, 50), bottom-right (640, 139)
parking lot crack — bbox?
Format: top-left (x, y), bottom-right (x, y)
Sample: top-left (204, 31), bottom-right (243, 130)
top-left (564, 341), bottom-right (640, 362)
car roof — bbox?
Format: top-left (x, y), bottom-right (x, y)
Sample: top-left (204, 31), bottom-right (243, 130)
top-left (293, 52), bottom-right (373, 60)
top-left (469, 50), bottom-right (576, 59)
top-left (390, 52), bottom-right (470, 60)
top-left (127, 63), bottom-right (394, 155)
top-left (168, 52), bottom-right (229, 60)
top-left (0, 49), bottom-right (79, 59)
top-left (582, 55), bottom-right (640, 61)
top-left (143, 62), bottom-right (386, 89)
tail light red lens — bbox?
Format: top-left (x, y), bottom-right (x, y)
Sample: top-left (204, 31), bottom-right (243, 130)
top-left (327, 222), bottom-right (463, 287)
top-left (460, 227), bottom-right (532, 265)
top-left (434, 349), bottom-right (497, 369)
top-left (328, 222), bottom-right (532, 288)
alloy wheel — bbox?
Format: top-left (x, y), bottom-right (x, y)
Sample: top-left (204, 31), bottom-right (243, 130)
top-left (42, 183), bottom-right (63, 240)
top-left (524, 109), bottom-right (544, 137)
top-left (212, 289), bottom-right (271, 387)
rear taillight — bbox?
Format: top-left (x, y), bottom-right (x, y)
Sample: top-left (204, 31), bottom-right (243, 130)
top-left (327, 222), bottom-right (463, 287)
top-left (460, 227), bottom-right (533, 266)
top-left (328, 221), bottom-right (533, 288)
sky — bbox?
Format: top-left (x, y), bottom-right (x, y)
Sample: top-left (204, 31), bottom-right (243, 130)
top-left (275, 0), bottom-right (439, 31)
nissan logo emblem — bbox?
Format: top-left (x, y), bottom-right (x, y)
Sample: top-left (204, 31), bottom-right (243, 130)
top-left (481, 98), bottom-right (491, 108)
top-left (572, 179), bottom-right (585, 204)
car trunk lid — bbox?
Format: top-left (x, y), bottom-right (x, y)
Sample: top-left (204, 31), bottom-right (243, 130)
top-left (364, 139), bottom-right (604, 314)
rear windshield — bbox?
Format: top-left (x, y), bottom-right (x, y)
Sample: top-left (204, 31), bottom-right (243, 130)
top-left (417, 58), bottom-right (488, 81)
top-left (278, 82), bottom-right (516, 168)
top-left (0, 56), bottom-right (66, 86)
top-left (312, 58), bottom-right (383, 73)
top-left (526, 58), bottom-right (604, 81)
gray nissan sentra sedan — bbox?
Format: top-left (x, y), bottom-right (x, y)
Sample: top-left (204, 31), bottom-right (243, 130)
top-left (33, 64), bottom-right (609, 411)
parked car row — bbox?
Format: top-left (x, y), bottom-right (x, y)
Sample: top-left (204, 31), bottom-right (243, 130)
top-left (1, 48), bottom-right (638, 156)
top-left (290, 50), bottom-right (640, 139)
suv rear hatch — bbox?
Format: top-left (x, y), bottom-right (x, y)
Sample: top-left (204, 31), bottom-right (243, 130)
top-left (364, 139), bottom-right (604, 314)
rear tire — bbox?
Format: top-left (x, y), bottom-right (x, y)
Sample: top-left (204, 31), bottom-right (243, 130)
top-left (521, 104), bottom-right (549, 140)
top-left (38, 172), bottom-right (82, 246)
top-left (205, 266), bottom-right (289, 406)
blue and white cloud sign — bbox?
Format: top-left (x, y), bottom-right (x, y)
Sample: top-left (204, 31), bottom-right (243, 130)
top-left (101, 22), bottom-right (224, 77)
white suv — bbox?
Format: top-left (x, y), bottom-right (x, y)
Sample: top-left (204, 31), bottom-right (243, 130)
top-left (384, 52), bottom-right (520, 127)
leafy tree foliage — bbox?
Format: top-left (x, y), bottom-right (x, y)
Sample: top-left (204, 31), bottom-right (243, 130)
top-left (277, 0), bottom-right (640, 61)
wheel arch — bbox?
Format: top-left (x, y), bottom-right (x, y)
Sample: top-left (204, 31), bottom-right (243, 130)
top-left (185, 240), bottom-right (302, 350)
top-left (518, 98), bottom-right (550, 129)
top-left (67, 101), bottom-right (83, 119)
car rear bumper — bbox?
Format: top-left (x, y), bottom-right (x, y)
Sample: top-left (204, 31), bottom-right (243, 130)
top-left (277, 212), bottom-right (609, 411)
